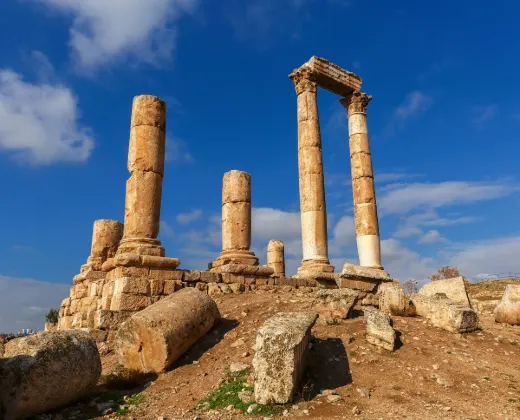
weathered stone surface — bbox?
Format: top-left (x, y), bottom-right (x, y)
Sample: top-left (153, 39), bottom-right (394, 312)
top-left (411, 293), bottom-right (478, 333)
top-left (253, 312), bottom-right (318, 404)
top-left (114, 277), bottom-right (150, 295)
top-left (364, 308), bottom-right (395, 351)
top-left (94, 310), bottom-right (135, 330)
top-left (314, 289), bottom-right (358, 324)
top-left (419, 277), bottom-right (471, 307)
top-left (88, 220), bottom-right (123, 269)
top-left (218, 264), bottom-right (274, 276)
top-left (378, 282), bottom-right (406, 316)
top-left (267, 240), bottom-right (285, 277)
top-left (116, 288), bottom-right (220, 372)
top-left (494, 284), bottom-right (520, 325)
top-left (0, 331), bottom-right (101, 419)
top-left (110, 293), bottom-right (151, 311)
top-left (341, 263), bottom-right (390, 281)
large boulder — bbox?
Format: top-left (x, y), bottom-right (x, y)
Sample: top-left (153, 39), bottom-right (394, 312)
top-left (378, 282), bottom-right (406, 316)
top-left (411, 293), bottom-right (478, 333)
top-left (494, 284), bottom-right (520, 325)
top-left (313, 288), bottom-right (358, 324)
top-left (0, 330), bottom-right (101, 419)
top-left (115, 288), bottom-right (220, 372)
top-left (419, 277), bottom-right (471, 307)
top-left (253, 312), bottom-right (318, 405)
top-left (364, 308), bottom-right (396, 351)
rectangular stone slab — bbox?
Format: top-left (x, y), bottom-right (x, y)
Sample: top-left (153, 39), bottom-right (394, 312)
top-left (253, 311), bottom-right (318, 404)
top-left (301, 56), bottom-right (362, 96)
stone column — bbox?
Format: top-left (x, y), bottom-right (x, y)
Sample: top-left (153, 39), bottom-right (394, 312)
top-left (267, 240), bottom-right (285, 277)
top-left (117, 95), bottom-right (166, 257)
top-left (289, 69), bottom-right (333, 274)
top-left (86, 220), bottom-right (123, 270)
top-left (213, 170), bottom-right (258, 267)
top-left (340, 91), bottom-right (383, 269)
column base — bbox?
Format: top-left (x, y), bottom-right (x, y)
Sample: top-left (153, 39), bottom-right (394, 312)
top-left (298, 259), bottom-right (335, 276)
top-left (211, 250), bottom-right (259, 269)
top-left (117, 237), bottom-right (165, 257)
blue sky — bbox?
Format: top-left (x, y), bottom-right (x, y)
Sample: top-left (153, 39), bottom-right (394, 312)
top-left (1, 0), bottom-right (519, 332)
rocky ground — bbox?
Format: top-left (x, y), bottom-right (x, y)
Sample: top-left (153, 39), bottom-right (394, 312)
top-left (37, 282), bottom-right (520, 420)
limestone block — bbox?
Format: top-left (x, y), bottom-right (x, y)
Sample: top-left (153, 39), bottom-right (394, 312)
top-left (149, 267), bottom-right (183, 281)
top-left (69, 299), bottom-right (79, 313)
top-left (494, 284), bottom-right (520, 325)
top-left (130, 95), bottom-right (166, 129)
top-left (219, 264), bottom-right (274, 276)
top-left (218, 283), bottom-right (233, 294)
top-left (111, 266), bottom-right (150, 278)
top-left (0, 331), bottom-right (101, 419)
top-left (128, 125), bottom-right (165, 175)
top-left (353, 204), bottom-right (379, 236)
top-left (253, 312), bottom-right (318, 405)
top-left (336, 278), bottom-right (379, 292)
top-left (364, 308), bottom-right (396, 351)
top-left (222, 201), bottom-right (252, 251)
top-left (114, 277), bottom-right (151, 295)
top-left (89, 219), bottom-right (123, 264)
top-left (221, 273), bottom-right (245, 284)
top-left (80, 296), bottom-right (98, 311)
top-left (140, 255), bottom-right (180, 269)
top-left (341, 264), bottom-right (390, 281)
top-left (164, 280), bottom-right (182, 295)
top-left (314, 289), bottom-right (358, 324)
top-left (150, 279), bottom-right (165, 295)
top-left (200, 271), bottom-right (220, 283)
top-left (378, 282), bottom-right (406, 316)
top-left (267, 240), bottom-right (285, 277)
top-left (61, 297), bottom-right (71, 307)
top-left (229, 283), bottom-right (245, 294)
top-left (72, 312), bottom-right (86, 329)
top-left (110, 293), bottom-right (151, 311)
top-left (419, 277), bottom-right (471, 307)
top-left (208, 283), bottom-right (221, 296)
top-left (101, 295), bottom-right (112, 311)
top-left (89, 282), bottom-right (98, 297)
top-left (184, 270), bottom-right (201, 282)
top-left (94, 310), bottom-right (135, 330)
top-left (222, 170), bottom-right (251, 203)
top-left (116, 288), bottom-right (220, 372)
top-left (411, 293), bottom-right (478, 333)
top-left (195, 282), bottom-right (208, 293)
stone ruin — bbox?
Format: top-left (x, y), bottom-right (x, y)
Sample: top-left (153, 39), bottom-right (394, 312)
top-left (57, 56), bottom-right (396, 338)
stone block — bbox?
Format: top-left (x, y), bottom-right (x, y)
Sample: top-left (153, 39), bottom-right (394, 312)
top-left (341, 263), bottom-right (391, 281)
top-left (336, 278), bottom-right (378, 292)
top-left (184, 270), bottom-right (201, 282)
top-left (419, 277), bottom-right (471, 307)
top-left (411, 293), bottom-right (478, 333)
top-left (164, 280), bottom-right (182, 295)
top-left (221, 273), bottom-right (245, 284)
top-left (114, 277), bottom-right (151, 295)
top-left (364, 308), bottom-right (396, 351)
top-left (1, 331), bottom-right (101, 419)
top-left (149, 268), bottom-right (183, 281)
top-left (102, 281), bottom-right (114, 298)
top-left (61, 297), bottom-right (71, 307)
top-left (229, 283), bottom-right (245, 294)
top-left (494, 284), bottom-right (520, 325)
top-left (200, 271), bottom-right (220, 283)
top-left (94, 310), bottom-right (135, 330)
top-left (253, 312), bottom-right (318, 405)
top-left (378, 282), bottom-right (406, 316)
top-left (110, 266), bottom-right (150, 279)
top-left (59, 316), bottom-right (73, 330)
top-left (314, 289), bottom-right (358, 324)
top-left (208, 283), bottom-right (221, 296)
top-left (195, 282), bottom-right (208, 293)
top-left (110, 293), bottom-right (151, 311)
top-left (101, 295), bottom-right (112, 310)
top-left (218, 283), bottom-right (233, 294)
top-left (115, 288), bottom-right (220, 372)
top-left (150, 279), bottom-right (165, 295)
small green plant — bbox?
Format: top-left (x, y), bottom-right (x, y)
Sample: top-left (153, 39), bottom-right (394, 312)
top-left (116, 394), bottom-right (145, 416)
top-left (483, 376), bottom-right (489, 381)
top-left (45, 308), bottom-right (59, 324)
top-left (197, 371), bottom-right (283, 416)
top-left (508, 398), bottom-right (517, 403)
top-left (100, 365), bottom-right (151, 390)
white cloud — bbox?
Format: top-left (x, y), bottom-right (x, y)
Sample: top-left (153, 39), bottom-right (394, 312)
top-left (394, 210), bottom-right (478, 238)
top-left (0, 69), bottom-right (94, 165)
top-left (176, 209), bottom-right (203, 224)
top-left (379, 181), bottom-right (515, 215)
top-left (418, 229), bottom-right (447, 244)
top-left (33, 0), bottom-right (198, 71)
top-left (375, 172), bottom-right (422, 183)
top-left (0, 275), bottom-right (70, 333)
top-left (159, 220), bottom-right (174, 238)
top-left (166, 137), bottom-right (194, 163)
top-left (251, 207), bottom-right (301, 244)
top-left (395, 91), bottom-right (433, 119)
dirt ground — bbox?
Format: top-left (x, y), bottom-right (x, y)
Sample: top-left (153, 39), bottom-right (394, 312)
top-left (43, 283), bottom-right (520, 420)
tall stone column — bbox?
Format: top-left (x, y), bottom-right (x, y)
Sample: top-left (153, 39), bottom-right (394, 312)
top-left (213, 170), bottom-right (258, 267)
top-left (86, 220), bottom-right (124, 270)
top-left (117, 95), bottom-right (166, 257)
top-left (289, 69), bottom-right (333, 274)
top-left (340, 91), bottom-right (383, 269)
top-left (267, 240), bottom-right (285, 277)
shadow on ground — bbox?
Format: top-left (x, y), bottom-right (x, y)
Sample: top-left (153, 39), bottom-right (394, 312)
top-left (299, 337), bottom-right (351, 400)
top-left (170, 318), bottom-right (239, 370)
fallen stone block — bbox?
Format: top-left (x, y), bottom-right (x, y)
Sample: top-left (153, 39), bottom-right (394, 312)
top-left (0, 331), bottom-right (101, 419)
top-left (419, 276), bottom-right (471, 307)
top-left (364, 308), bottom-right (396, 351)
top-left (116, 288), bottom-right (220, 372)
top-left (411, 293), bottom-right (478, 333)
top-left (378, 282), bottom-right (406, 316)
top-left (313, 289), bottom-right (358, 324)
top-left (494, 284), bottom-right (520, 325)
top-left (253, 312), bottom-right (318, 405)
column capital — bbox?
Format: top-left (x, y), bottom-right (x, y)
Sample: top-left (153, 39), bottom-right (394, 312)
top-left (289, 68), bottom-right (317, 95)
top-left (340, 91), bottom-right (372, 114)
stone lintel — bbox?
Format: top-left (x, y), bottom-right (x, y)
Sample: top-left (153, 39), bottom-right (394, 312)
top-left (215, 264), bottom-right (274, 276)
top-left (341, 263), bottom-right (391, 281)
top-left (114, 252), bottom-right (180, 269)
top-left (290, 56), bottom-right (362, 97)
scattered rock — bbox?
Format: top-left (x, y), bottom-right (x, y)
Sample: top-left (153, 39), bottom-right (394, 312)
top-left (352, 406), bottom-right (361, 415)
top-left (247, 404), bottom-right (258, 414)
top-left (231, 338), bottom-right (245, 348)
top-left (494, 284), bottom-right (520, 325)
top-left (419, 276), bottom-right (471, 307)
top-left (364, 308), bottom-right (396, 351)
top-left (357, 387), bottom-right (370, 398)
top-left (327, 394), bottom-right (342, 403)
top-left (238, 390), bottom-right (254, 404)
top-left (314, 289), bottom-right (358, 324)
top-left (230, 363), bottom-right (249, 374)
top-left (378, 282), bottom-right (406, 316)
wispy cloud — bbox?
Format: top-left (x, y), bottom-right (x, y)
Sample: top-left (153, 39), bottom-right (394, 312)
top-left (31, 0), bottom-right (198, 72)
top-left (382, 91), bottom-right (433, 138)
top-left (166, 136), bottom-right (194, 163)
top-left (471, 105), bottom-right (498, 126)
top-left (0, 66), bottom-right (94, 165)
top-left (176, 209), bottom-right (203, 225)
top-left (159, 221), bottom-right (174, 238)
top-left (418, 229), bottom-right (448, 244)
top-left (394, 210), bottom-right (478, 238)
